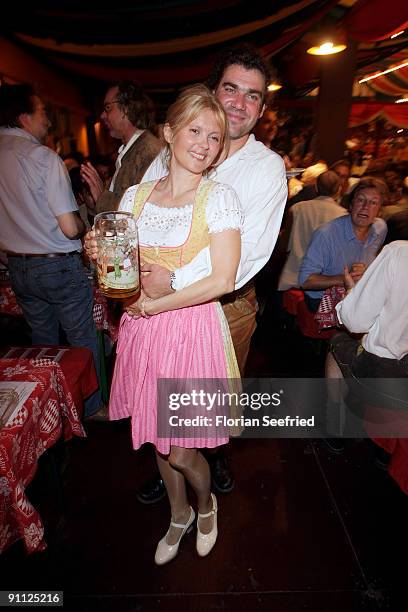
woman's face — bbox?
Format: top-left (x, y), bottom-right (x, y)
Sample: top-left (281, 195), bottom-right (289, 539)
top-left (165, 109), bottom-right (223, 175)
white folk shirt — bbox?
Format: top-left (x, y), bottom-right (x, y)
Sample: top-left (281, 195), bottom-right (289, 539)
top-left (119, 182), bottom-right (243, 247)
top-left (336, 241), bottom-right (408, 360)
top-left (109, 130), bottom-right (143, 191)
top-left (141, 134), bottom-right (287, 290)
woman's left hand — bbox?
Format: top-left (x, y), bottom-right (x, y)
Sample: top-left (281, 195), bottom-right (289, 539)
top-left (124, 294), bottom-right (143, 319)
top-left (124, 293), bottom-right (152, 319)
top-left (124, 300), bottom-right (142, 319)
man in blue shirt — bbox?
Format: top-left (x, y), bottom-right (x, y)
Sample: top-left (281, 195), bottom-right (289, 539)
top-left (299, 177), bottom-right (388, 312)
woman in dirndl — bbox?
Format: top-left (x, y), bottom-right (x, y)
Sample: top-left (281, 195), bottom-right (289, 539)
top-left (87, 84), bottom-right (242, 565)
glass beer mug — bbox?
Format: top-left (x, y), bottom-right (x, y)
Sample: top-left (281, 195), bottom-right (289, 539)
top-left (94, 212), bottom-right (139, 299)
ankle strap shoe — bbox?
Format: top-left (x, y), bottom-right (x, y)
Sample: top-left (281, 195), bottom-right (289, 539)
top-left (154, 506), bottom-right (195, 565)
top-left (196, 493), bottom-right (218, 557)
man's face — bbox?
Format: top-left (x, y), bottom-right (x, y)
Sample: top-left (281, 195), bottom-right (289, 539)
top-left (21, 96), bottom-right (50, 142)
top-left (101, 86), bottom-right (126, 140)
top-left (350, 187), bottom-right (381, 230)
top-left (215, 64), bottom-right (265, 141)
top-left (254, 109), bottom-right (277, 145)
top-left (334, 164), bottom-right (350, 195)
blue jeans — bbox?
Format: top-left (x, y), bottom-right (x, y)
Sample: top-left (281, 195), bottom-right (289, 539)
top-left (8, 253), bottom-right (101, 416)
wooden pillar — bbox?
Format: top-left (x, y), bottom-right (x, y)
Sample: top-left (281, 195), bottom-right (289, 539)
top-left (314, 39), bottom-right (357, 165)
top-left (86, 117), bottom-right (98, 158)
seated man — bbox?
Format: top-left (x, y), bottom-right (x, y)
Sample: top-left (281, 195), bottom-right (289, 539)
top-left (333, 241), bottom-right (408, 401)
top-left (278, 170), bottom-right (347, 291)
top-left (299, 177), bottom-right (388, 313)
top-left (327, 240), bottom-right (408, 459)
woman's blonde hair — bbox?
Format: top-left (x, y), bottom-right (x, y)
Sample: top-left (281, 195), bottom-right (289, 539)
top-left (164, 84), bottom-right (229, 171)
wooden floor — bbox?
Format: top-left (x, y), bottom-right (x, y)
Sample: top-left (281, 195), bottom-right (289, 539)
top-left (1, 307), bottom-right (407, 611)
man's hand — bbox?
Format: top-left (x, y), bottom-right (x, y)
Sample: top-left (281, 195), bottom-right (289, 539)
top-left (80, 161), bottom-right (104, 203)
top-left (349, 262), bottom-right (367, 283)
top-left (141, 263), bottom-right (173, 299)
top-left (343, 266), bottom-right (355, 292)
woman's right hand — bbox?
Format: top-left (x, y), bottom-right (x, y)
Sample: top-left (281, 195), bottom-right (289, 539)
top-left (84, 229), bottom-right (98, 261)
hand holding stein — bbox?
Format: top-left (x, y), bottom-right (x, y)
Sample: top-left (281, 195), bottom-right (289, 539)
top-left (92, 212), bottom-right (140, 299)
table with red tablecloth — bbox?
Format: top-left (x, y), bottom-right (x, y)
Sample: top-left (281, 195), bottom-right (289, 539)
top-left (0, 280), bottom-right (118, 340)
top-left (0, 279), bottom-right (120, 403)
top-left (0, 346), bottom-right (98, 554)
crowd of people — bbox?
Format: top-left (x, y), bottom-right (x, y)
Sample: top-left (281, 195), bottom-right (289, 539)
top-left (0, 42), bottom-right (407, 565)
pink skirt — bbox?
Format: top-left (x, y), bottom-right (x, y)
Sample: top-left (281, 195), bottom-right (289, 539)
top-left (109, 302), bottom-right (239, 454)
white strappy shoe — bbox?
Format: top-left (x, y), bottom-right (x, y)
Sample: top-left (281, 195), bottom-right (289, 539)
top-left (154, 506), bottom-right (195, 565)
top-left (196, 493), bottom-right (218, 557)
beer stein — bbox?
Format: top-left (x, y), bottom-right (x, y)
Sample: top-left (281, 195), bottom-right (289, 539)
top-left (94, 212), bottom-right (139, 299)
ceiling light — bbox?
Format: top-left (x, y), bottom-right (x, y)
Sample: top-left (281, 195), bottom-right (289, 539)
top-left (359, 60), bottom-right (408, 84)
top-left (267, 83), bottom-right (282, 92)
top-left (307, 41), bottom-right (346, 56)
top-left (390, 30), bottom-right (405, 39)
top-left (397, 129), bottom-right (404, 133)
top-left (396, 97), bottom-right (408, 104)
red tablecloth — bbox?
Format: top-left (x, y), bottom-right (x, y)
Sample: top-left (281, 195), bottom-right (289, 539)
top-left (314, 285), bottom-right (346, 330)
top-left (0, 280), bottom-right (118, 340)
top-left (364, 404), bottom-right (408, 496)
top-left (0, 283), bottom-right (21, 316)
top-left (0, 347), bottom-right (97, 554)
top-left (373, 438), bottom-right (408, 496)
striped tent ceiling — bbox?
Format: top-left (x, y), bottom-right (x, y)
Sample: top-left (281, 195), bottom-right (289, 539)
top-left (362, 55), bottom-right (408, 98)
top-left (0, 0), bottom-right (339, 88)
top-left (0, 0), bottom-right (407, 95)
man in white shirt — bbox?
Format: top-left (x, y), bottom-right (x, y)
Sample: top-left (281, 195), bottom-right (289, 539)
top-left (278, 171), bottom-right (347, 291)
top-left (336, 241), bottom-right (408, 366)
top-left (81, 81), bottom-right (162, 215)
top-left (137, 45), bottom-right (287, 502)
top-left (325, 241), bottom-right (408, 460)
top-left (142, 47), bottom-right (287, 371)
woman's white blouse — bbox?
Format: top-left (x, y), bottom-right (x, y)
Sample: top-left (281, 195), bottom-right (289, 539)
top-left (119, 181), bottom-right (244, 248)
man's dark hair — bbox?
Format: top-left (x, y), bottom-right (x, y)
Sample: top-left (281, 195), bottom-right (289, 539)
top-left (207, 44), bottom-right (269, 100)
top-left (330, 159), bottom-right (351, 172)
top-left (316, 171), bottom-right (340, 197)
top-left (69, 166), bottom-right (86, 199)
top-left (116, 80), bottom-right (153, 130)
top-left (0, 84), bottom-right (35, 128)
